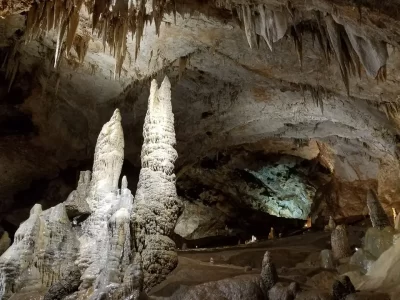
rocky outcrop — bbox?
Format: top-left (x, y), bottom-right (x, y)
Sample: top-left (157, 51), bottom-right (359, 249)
top-left (133, 76), bottom-right (180, 290)
top-left (174, 201), bottom-right (228, 240)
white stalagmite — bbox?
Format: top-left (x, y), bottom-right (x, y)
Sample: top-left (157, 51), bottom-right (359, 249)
top-left (89, 109), bottom-right (124, 208)
top-left (0, 203), bottom-right (79, 299)
top-left (0, 109), bottom-right (141, 300)
top-left (64, 170), bottom-right (91, 219)
top-left (76, 108), bottom-right (136, 298)
top-left (133, 76), bottom-right (181, 290)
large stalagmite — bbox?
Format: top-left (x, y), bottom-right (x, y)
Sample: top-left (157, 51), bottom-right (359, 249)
top-left (0, 203), bottom-right (79, 299)
top-left (133, 76), bottom-right (181, 290)
top-left (0, 109), bottom-right (142, 300)
top-left (76, 108), bottom-right (136, 299)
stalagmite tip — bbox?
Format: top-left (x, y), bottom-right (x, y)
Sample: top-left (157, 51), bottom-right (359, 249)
top-left (111, 108), bottom-right (122, 122)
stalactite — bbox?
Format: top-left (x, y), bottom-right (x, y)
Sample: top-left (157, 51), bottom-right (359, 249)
top-left (242, 5), bottom-right (254, 49)
top-left (290, 26), bottom-right (303, 67)
top-left (4, 42), bottom-right (20, 93)
top-left (66, 2), bottom-right (83, 57)
top-left (257, 4), bottom-right (272, 51)
top-left (73, 35), bottom-right (89, 63)
top-left (299, 83), bottom-right (325, 114)
top-left (381, 102), bottom-right (400, 120)
top-left (22, 0), bottom-right (172, 78)
top-left (324, 15), bottom-right (351, 95)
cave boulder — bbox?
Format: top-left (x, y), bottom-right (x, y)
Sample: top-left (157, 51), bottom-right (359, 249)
top-left (174, 201), bottom-right (228, 240)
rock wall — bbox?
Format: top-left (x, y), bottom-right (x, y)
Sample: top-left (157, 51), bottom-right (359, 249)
top-left (132, 76), bottom-right (181, 290)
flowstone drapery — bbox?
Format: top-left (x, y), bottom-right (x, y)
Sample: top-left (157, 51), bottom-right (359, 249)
top-left (0, 109), bottom-right (142, 300)
top-left (132, 76), bottom-right (181, 290)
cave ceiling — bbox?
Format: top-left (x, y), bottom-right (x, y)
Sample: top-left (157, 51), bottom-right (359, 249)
top-left (0, 0), bottom-right (400, 225)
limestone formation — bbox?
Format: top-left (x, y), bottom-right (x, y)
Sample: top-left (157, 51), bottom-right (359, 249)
top-left (0, 110), bottom-right (141, 300)
top-left (43, 265), bottom-right (81, 300)
top-left (367, 190), bottom-right (391, 229)
top-left (363, 226), bottom-right (394, 259)
top-left (132, 76), bottom-right (180, 290)
top-left (64, 171), bottom-right (91, 220)
top-left (328, 217), bottom-right (337, 231)
top-left (75, 109), bottom-right (140, 299)
top-left (0, 232), bottom-right (10, 256)
top-left (331, 225), bottom-right (352, 260)
top-left (0, 203), bottom-right (79, 299)
top-left (349, 249), bottom-right (375, 274)
top-left (261, 251), bottom-right (278, 294)
top-left (395, 213), bottom-right (400, 231)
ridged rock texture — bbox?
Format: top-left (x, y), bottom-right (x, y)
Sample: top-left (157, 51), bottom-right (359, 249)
top-left (0, 203), bottom-right (79, 299)
top-left (132, 76), bottom-right (180, 290)
top-left (0, 109), bottom-right (143, 300)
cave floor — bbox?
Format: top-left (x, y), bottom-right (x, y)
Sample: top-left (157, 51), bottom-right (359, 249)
top-left (149, 231), bottom-right (331, 298)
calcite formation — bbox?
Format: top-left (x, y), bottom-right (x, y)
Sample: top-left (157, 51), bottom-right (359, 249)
top-left (367, 190), bottom-right (391, 229)
top-left (233, 3), bottom-right (388, 92)
top-left (261, 251), bottom-right (278, 295)
top-left (132, 76), bottom-right (180, 290)
top-left (321, 249), bottom-right (335, 269)
top-left (0, 232), bottom-right (10, 256)
top-left (64, 170), bottom-right (91, 220)
top-left (363, 226), bottom-right (394, 259)
top-left (331, 225), bottom-right (352, 260)
top-left (0, 203), bottom-right (79, 299)
top-left (0, 109), bottom-right (148, 299)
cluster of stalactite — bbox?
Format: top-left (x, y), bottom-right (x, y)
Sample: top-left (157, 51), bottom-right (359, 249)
top-left (227, 3), bottom-right (388, 95)
top-left (23, 0), bottom-right (173, 78)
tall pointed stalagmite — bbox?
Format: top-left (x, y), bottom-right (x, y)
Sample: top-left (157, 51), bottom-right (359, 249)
top-left (77, 109), bottom-right (130, 292)
top-left (0, 109), bottom-right (141, 300)
top-left (367, 189), bottom-right (391, 229)
top-left (133, 76), bottom-right (181, 290)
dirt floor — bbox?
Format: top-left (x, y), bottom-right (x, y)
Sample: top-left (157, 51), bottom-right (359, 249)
top-left (149, 231), bottom-right (332, 298)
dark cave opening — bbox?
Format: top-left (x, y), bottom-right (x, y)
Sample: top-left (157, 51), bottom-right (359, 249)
top-left (174, 148), bottom-right (332, 249)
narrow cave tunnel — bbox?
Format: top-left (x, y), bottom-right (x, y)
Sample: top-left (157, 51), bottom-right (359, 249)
top-left (0, 1), bottom-right (400, 300)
